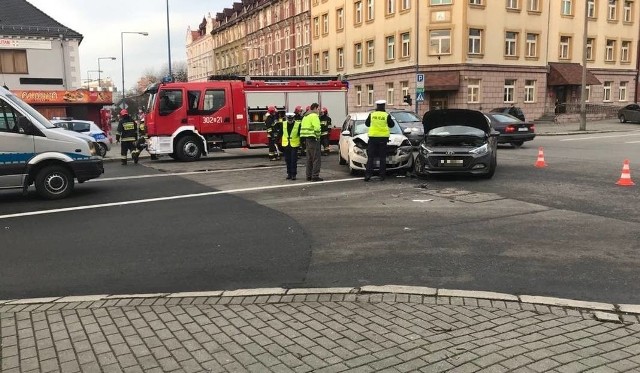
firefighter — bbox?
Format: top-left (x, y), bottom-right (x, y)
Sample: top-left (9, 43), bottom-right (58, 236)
top-left (116, 109), bottom-right (140, 165)
top-left (136, 116), bottom-right (158, 160)
top-left (294, 105), bottom-right (307, 157)
top-left (265, 106), bottom-right (280, 161)
top-left (364, 99), bottom-right (396, 181)
top-left (319, 107), bottom-right (332, 155)
top-left (281, 112), bottom-right (301, 180)
top-left (300, 103), bottom-right (322, 181)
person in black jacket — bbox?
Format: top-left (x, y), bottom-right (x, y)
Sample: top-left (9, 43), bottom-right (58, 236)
top-left (116, 109), bottom-right (139, 165)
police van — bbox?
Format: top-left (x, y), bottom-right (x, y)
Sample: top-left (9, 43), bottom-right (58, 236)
top-left (0, 86), bottom-right (104, 199)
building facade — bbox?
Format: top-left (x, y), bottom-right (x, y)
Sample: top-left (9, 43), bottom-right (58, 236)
top-left (186, 14), bottom-right (215, 81)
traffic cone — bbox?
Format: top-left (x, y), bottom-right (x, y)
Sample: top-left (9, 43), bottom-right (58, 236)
top-left (616, 159), bottom-right (635, 186)
top-left (534, 147), bottom-right (547, 168)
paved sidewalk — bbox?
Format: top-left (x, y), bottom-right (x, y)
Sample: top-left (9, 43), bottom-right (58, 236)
top-left (533, 119), bottom-right (639, 135)
top-left (2, 287), bottom-right (640, 373)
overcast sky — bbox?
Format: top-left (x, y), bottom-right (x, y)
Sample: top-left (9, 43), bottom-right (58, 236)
top-left (26, 0), bottom-right (235, 91)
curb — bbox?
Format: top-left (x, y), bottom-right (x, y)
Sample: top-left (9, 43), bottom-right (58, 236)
top-left (2, 286), bottom-right (639, 323)
top-left (536, 129), bottom-right (636, 136)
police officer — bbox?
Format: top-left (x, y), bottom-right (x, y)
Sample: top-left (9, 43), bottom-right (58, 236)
top-left (364, 100), bottom-right (395, 181)
top-left (300, 103), bottom-right (323, 181)
top-left (281, 112), bottom-right (301, 180)
top-left (265, 106), bottom-right (280, 161)
top-left (319, 107), bottom-right (332, 155)
top-left (116, 109), bottom-right (140, 165)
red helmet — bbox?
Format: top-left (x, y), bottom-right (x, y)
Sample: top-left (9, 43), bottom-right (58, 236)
top-left (305, 105), bottom-right (310, 111)
top-left (294, 105), bottom-right (302, 114)
top-left (322, 107), bottom-right (328, 114)
top-left (120, 109), bottom-right (128, 116)
top-left (267, 106), bottom-right (276, 113)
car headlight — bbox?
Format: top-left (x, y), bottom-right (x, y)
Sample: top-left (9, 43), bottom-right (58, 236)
top-left (353, 147), bottom-right (367, 157)
top-left (87, 141), bottom-right (97, 156)
top-left (469, 143), bottom-right (489, 155)
top-left (419, 142), bottom-right (433, 154)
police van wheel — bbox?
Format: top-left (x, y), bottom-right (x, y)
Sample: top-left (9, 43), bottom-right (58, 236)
top-left (176, 136), bottom-right (202, 162)
top-left (35, 165), bottom-right (74, 200)
top-left (96, 143), bottom-right (108, 157)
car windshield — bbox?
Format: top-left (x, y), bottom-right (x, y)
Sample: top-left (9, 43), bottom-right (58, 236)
top-left (390, 111), bottom-right (421, 123)
top-left (428, 125), bottom-right (486, 137)
top-left (354, 119), bottom-right (403, 135)
top-left (490, 114), bottom-right (521, 123)
top-left (72, 122), bottom-right (91, 132)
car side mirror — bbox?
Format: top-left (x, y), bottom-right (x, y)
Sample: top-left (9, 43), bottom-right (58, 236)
top-left (403, 128), bottom-right (412, 135)
top-left (341, 130), bottom-right (351, 136)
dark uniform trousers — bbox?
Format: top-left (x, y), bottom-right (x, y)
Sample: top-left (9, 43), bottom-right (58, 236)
top-left (365, 137), bottom-right (389, 179)
top-left (304, 137), bottom-right (321, 179)
top-left (284, 146), bottom-right (298, 178)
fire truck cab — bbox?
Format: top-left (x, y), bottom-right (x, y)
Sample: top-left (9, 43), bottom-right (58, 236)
top-left (144, 76), bottom-right (348, 161)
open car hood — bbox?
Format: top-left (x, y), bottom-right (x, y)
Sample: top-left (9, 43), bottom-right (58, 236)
top-left (422, 109), bottom-right (491, 133)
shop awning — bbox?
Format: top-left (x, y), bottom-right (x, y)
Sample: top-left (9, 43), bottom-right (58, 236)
top-left (548, 63), bottom-right (601, 86)
top-left (424, 71), bottom-right (460, 91)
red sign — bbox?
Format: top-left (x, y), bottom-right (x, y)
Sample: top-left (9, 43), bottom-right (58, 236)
top-left (12, 89), bottom-right (113, 105)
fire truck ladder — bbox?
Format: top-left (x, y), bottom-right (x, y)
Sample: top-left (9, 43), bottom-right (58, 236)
top-left (207, 75), bottom-right (345, 84)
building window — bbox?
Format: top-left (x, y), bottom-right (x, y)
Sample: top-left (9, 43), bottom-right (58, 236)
top-left (470, 0), bottom-right (482, 5)
top-left (527, 0), bottom-right (540, 11)
top-left (322, 14), bottom-right (329, 35)
top-left (355, 1), bottom-right (363, 23)
top-left (366, 40), bottom-right (375, 64)
top-left (585, 85), bottom-right (591, 102)
top-left (401, 32), bottom-right (411, 58)
top-left (586, 38), bottom-right (594, 60)
top-left (587, 0), bottom-right (596, 18)
top-left (504, 79), bottom-right (516, 103)
top-left (608, 1), bottom-right (617, 20)
top-left (387, 0), bottom-right (396, 14)
top-left (505, 31), bottom-right (518, 56)
top-left (559, 36), bottom-right (571, 59)
top-left (468, 28), bottom-right (482, 55)
top-left (506, 0), bottom-right (519, 10)
top-left (526, 33), bottom-right (538, 57)
top-left (430, 29), bottom-right (451, 54)
top-left (524, 80), bottom-right (536, 103)
top-left (624, 1), bottom-right (632, 22)
top-left (322, 51), bottom-right (329, 71)
top-left (561, 0), bottom-right (572, 15)
top-left (386, 82), bottom-right (394, 105)
top-left (367, 84), bottom-right (374, 106)
top-left (356, 85), bottom-right (362, 106)
top-left (619, 81), bottom-right (628, 101)
top-left (621, 41), bottom-right (631, 62)
top-left (606, 39), bottom-right (616, 61)
top-left (402, 0), bottom-right (411, 10)
top-left (337, 47), bottom-right (344, 69)
top-left (431, 0), bottom-right (452, 4)
top-left (401, 81), bottom-right (409, 98)
top-left (0, 50), bottom-right (28, 74)
top-left (367, 0), bottom-right (375, 20)
top-left (386, 35), bottom-right (395, 60)
top-left (603, 81), bottom-right (612, 101)
top-left (468, 79), bottom-right (480, 103)
top-left (355, 43), bottom-right (363, 65)
top-left (314, 53), bottom-right (320, 73)
top-left (337, 8), bottom-right (344, 30)
top-left (313, 17), bottom-right (319, 37)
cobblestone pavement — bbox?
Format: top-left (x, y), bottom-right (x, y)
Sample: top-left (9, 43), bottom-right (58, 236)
top-left (2, 287), bottom-right (640, 373)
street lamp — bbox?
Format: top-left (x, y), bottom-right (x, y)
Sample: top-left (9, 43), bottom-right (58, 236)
top-left (166, 0), bottom-right (172, 78)
top-left (120, 31), bottom-right (149, 102)
top-left (97, 57), bottom-right (116, 89)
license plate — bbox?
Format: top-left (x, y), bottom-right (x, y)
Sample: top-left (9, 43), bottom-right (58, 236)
top-left (518, 127), bottom-right (529, 132)
top-left (441, 159), bottom-right (464, 166)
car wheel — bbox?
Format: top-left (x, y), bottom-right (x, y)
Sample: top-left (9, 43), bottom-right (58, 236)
top-left (338, 148), bottom-right (347, 165)
top-left (96, 142), bottom-right (108, 157)
top-left (413, 155), bottom-right (426, 178)
top-left (510, 141), bottom-right (524, 148)
top-left (619, 115), bottom-right (627, 123)
top-left (176, 136), bottom-right (202, 162)
top-left (35, 165), bottom-right (74, 200)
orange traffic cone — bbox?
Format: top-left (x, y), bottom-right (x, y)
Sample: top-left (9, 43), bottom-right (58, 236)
top-left (616, 159), bottom-right (635, 186)
top-left (534, 147), bottom-right (547, 168)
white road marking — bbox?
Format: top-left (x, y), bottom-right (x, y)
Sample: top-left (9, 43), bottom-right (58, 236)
top-left (93, 165), bottom-right (285, 182)
top-left (0, 178), bottom-right (359, 220)
top-left (560, 131), bottom-right (640, 141)
top-left (625, 140), bottom-right (640, 144)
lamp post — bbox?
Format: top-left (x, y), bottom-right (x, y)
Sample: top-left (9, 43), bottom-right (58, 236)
top-left (120, 31), bottom-right (149, 102)
top-left (97, 57), bottom-right (116, 89)
top-left (579, 0), bottom-right (589, 131)
top-left (87, 70), bottom-right (102, 89)
top-left (166, 0), bottom-right (173, 78)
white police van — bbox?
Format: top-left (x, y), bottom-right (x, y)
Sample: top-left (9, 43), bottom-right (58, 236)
top-left (0, 86), bottom-right (104, 199)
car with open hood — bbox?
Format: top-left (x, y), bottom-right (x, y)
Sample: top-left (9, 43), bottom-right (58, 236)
top-left (338, 112), bottom-right (414, 175)
top-left (414, 109), bottom-right (499, 179)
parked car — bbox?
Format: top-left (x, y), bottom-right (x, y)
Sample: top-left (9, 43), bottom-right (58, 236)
top-left (414, 109), bottom-right (499, 179)
top-left (617, 103), bottom-right (640, 123)
top-left (388, 109), bottom-right (424, 146)
top-left (484, 113), bottom-right (536, 148)
top-left (338, 112), bottom-right (414, 175)
top-left (50, 119), bottom-right (110, 157)
top-left (489, 106), bottom-right (525, 121)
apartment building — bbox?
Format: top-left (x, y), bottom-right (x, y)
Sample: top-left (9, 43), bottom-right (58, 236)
top-left (186, 14), bottom-right (215, 81)
top-left (312, 0), bottom-right (639, 119)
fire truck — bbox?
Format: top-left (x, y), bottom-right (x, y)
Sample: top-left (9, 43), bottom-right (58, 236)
top-left (143, 75), bottom-right (348, 161)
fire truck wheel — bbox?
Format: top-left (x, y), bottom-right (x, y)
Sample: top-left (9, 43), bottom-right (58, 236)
top-left (176, 136), bottom-right (202, 162)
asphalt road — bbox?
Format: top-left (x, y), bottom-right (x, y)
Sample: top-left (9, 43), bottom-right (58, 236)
top-left (1, 129), bottom-right (639, 304)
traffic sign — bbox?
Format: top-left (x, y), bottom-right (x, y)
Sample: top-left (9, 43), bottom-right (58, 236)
top-left (416, 88), bottom-right (425, 94)
top-left (417, 73), bottom-right (425, 89)
top-left (416, 92), bottom-right (425, 102)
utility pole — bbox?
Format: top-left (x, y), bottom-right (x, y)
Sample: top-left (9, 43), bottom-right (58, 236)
top-left (579, 0), bottom-right (589, 131)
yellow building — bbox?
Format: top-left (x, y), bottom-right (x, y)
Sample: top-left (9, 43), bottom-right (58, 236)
top-left (312, 0), bottom-right (639, 120)
top-left (186, 14), bottom-right (215, 81)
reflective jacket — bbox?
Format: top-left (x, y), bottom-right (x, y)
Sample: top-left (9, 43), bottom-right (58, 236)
top-left (300, 112), bottom-right (321, 139)
top-left (367, 111), bottom-right (391, 138)
top-left (282, 119), bottom-right (302, 147)
top-left (116, 116), bottom-right (138, 142)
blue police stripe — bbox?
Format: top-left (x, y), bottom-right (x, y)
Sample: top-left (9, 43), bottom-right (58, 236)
top-left (0, 152), bottom-right (34, 165)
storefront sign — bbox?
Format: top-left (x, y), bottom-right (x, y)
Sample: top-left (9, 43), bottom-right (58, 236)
top-left (0, 39), bottom-right (52, 50)
top-left (12, 89), bottom-right (113, 105)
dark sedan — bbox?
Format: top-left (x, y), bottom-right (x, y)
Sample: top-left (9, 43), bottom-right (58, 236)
top-left (388, 109), bottom-right (424, 146)
top-left (617, 103), bottom-right (640, 123)
top-left (489, 106), bottom-right (526, 121)
top-left (485, 113), bottom-right (536, 148)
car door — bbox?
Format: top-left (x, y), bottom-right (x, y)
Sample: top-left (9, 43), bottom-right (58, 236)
top-left (632, 104), bottom-right (640, 123)
top-left (0, 99), bottom-right (35, 188)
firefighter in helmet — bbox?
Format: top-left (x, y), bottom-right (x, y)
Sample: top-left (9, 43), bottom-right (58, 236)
top-left (294, 105), bottom-right (307, 157)
top-left (265, 106), bottom-right (281, 161)
top-left (319, 107), bottom-right (332, 155)
top-left (136, 115), bottom-right (158, 160)
top-left (116, 109), bottom-right (140, 165)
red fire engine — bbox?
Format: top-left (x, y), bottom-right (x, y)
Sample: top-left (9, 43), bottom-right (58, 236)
top-left (144, 75), bottom-right (348, 161)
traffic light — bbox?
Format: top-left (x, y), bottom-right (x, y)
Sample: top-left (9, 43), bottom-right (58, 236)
top-left (403, 94), bottom-right (412, 106)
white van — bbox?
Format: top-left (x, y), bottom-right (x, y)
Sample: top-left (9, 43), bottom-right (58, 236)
top-left (0, 86), bottom-right (104, 199)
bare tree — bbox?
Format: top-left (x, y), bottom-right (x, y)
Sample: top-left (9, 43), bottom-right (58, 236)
top-left (159, 61), bottom-right (188, 82)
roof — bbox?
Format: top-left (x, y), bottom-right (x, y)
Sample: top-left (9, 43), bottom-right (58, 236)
top-left (548, 62), bottom-right (601, 86)
top-left (424, 71), bottom-right (460, 91)
top-left (0, 0), bottom-right (83, 41)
